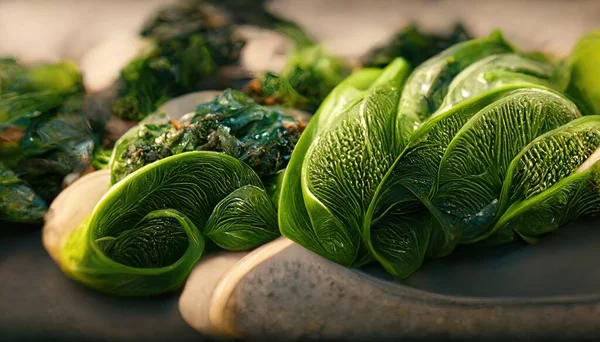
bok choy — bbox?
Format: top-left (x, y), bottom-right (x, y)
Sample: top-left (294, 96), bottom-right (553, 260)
top-left (280, 30), bottom-right (600, 278)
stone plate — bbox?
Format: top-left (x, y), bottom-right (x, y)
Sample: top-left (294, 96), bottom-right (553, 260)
top-left (4, 217), bottom-right (600, 341)
top-left (180, 218), bottom-right (600, 341)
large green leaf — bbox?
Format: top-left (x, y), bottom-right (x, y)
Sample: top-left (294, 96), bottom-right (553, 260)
top-left (489, 116), bottom-right (600, 242)
top-left (437, 53), bottom-right (565, 112)
top-left (278, 65), bottom-right (392, 266)
top-left (566, 30), bottom-right (600, 115)
top-left (397, 30), bottom-right (513, 128)
top-left (60, 151), bottom-right (274, 296)
top-left (362, 84), bottom-right (569, 277)
top-left (434, 88), bottom-right (581, 242)
top-left (363, 86), bottom-right (539, 273)
top-left (204, 185), bottom-right (279, 251)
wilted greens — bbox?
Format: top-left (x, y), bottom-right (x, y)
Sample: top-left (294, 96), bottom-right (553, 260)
top-left (0, 162), bottom-right (47, 223)
top-left (0, 59), bottom-right (94, 224)
top-left (279, 30), bottom-right (600, 278)
top-left (0, 58), bottom-right (83, 126)
top-left (244, 44), bottom-right (349, 113)
top-left (112, 0), bottom-right (245, 121)
top-left (110, 89), bottom-right (304, 184)
top-left (362, 23), bottom-right (472, 69)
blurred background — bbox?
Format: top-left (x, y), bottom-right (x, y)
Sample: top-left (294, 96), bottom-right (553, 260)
top-left (1, 0), bottom-right (599, 65)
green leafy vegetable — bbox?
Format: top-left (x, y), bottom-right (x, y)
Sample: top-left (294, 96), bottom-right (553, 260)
top-left (0, 162), bottom-right (47, 223)
top-left (280, 31), bottom-right (600, 279)
top-left (245, 45), bottom-right (349, 113)
top-left (490, 116), bottom-right (600, 242)
top-left (110, 89), bottom-right (304, 184)
top-left (362, 23), bottom-right (472, 68)
top-left (0, 59), bottom-right (82, 126)
top-left (279, 58), bottom-right (410, 267)
top-left (397, 30), bottom-right (514, 125)
top-left (205, 185), bottom-right (279, 251)
top-left (60, 151), bottom-right (279, 296)
top-left (112, 1), bottom-right (245, 121)
top-left (202, 0), bottom-right (313, 47)
top-left (437, 53), bottom-right (568, 112)
top-left (0, 59), bottom-right (92, 223)
top-left (91, 147), bottom-right (112, 170)
top-left (566, 30), bottom-right (600, 115)
top-left (433, 88), bottom-right (580, 242)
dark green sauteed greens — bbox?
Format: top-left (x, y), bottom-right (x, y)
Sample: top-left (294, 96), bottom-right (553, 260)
top-left (112, 0), bottom-right (332, 121)
top-left (244, 44), bottom-right (349, 113)
top-left (362, 23), bottom-right (472, 69)
top-left (0, 59), bottom-right (95, 224)
top-left (279, 30), bottom-right (600, 278)
top-left (110, 89), bottom-right (304, 184)
top-left (112, 0), bottom-right (245, 121)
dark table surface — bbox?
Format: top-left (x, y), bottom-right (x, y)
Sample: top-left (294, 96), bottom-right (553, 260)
top-left (3, 216), bottom-right (600, 342)
top-left (0, 227), bottom-right (213, 342)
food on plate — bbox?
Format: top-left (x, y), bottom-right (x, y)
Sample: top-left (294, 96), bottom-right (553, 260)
top-left (0, 59), bottom-right (95, 224)
top-left (362, 23), bottom-right (472, 69)
top-left (279, 30), bottom-right (600, 278)
top-left (35, 20), bottom-right (600, 295)
top-left (243, 41), bottom-right (349, 113)
top-left (45, 90), bottom-right (307, 296)
top-left (111, 1), bottom-right (245, 122)
top-left (109, 89), bottom-right (304, 184)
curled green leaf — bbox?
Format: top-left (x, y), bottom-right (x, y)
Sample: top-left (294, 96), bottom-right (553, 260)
top-left (205, 185), bottom-right (279, 251)
top-left (59, 151), bottom-right (274, 296)
top-left (490, 116), bottom-right (600, 242)
top-left (279, 59), bottom-right (411, 267)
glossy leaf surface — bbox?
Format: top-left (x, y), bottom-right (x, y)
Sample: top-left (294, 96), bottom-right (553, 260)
top-left (279, 59), bottom-right (410, 266)
top-left (491, 116), bottom-right (600, 242)
top-left (60, 151), bottom-right (276, 296)
top-left (435, 89), bottom-right (580, 242)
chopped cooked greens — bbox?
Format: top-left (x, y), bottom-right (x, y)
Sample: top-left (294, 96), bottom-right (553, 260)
top-left (362, 23), bottom-right (472, 69)
top-left (110, 89), bottom-right (304, 183)
top-left (205, 0), bottom-right (350, 113)
top-left (244, 45), bottom-right (349, 113)
top-left (0, 59), bottom-right (94, 223)
top-left (112, 1), bottom-right (245, 121)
